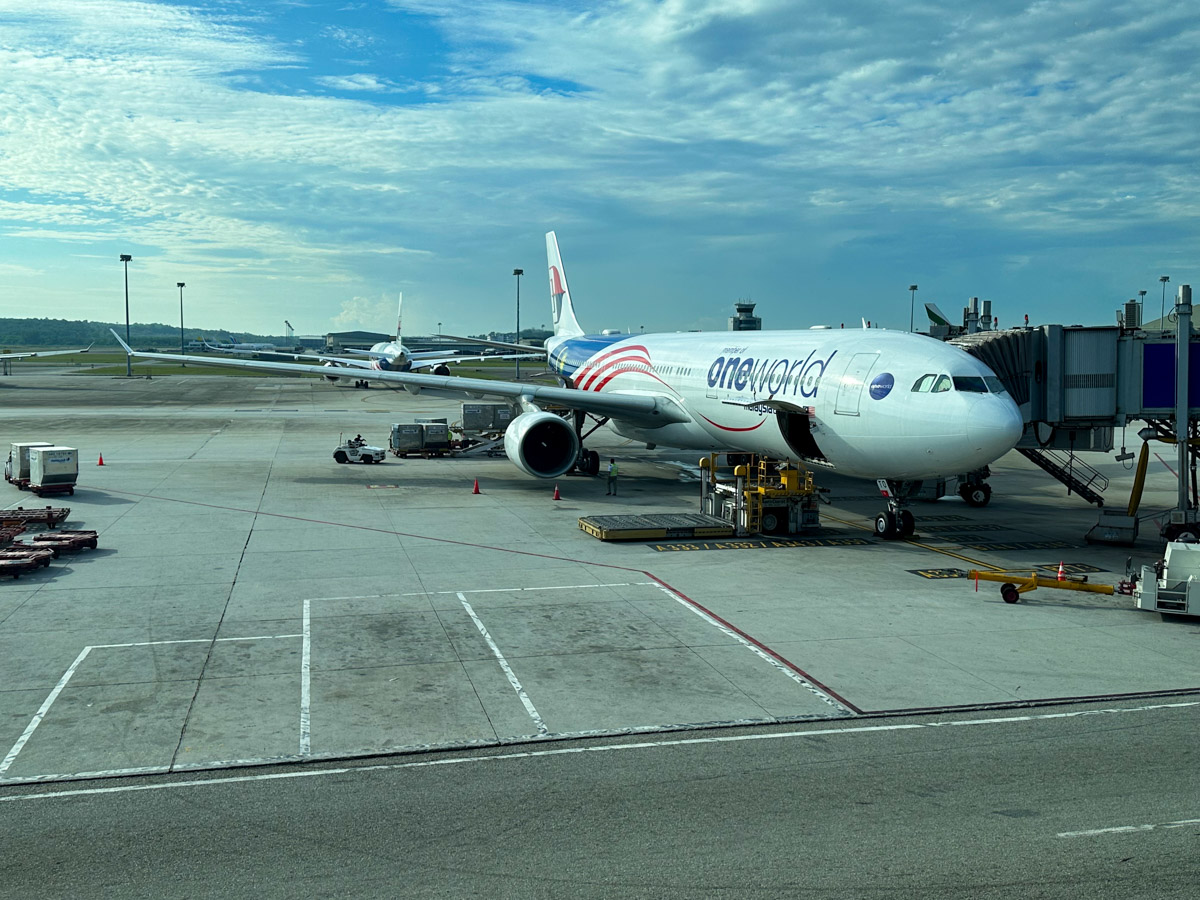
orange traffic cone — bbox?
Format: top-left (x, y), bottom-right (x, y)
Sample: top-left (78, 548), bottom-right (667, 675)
top-left (1057, 561), bottom-right (1065, 581)
top-left (472, 478), bottom-right (480, 494)
top-left (552, 484), bottom-right (561, 500)
top-left (97, 453), bottom-right (104, 466)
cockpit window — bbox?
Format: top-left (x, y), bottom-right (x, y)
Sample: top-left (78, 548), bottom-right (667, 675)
top-left (952, 375), bottom-right (988, 393)
top-left (931, 374), bottom-right (952, 393)
top-left (984, 376), bottom-right (1007, 395)
top-left (911, 374), bottom-right (935, 392)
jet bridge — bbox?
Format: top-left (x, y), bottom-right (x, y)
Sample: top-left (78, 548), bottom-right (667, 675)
top-left (950, 285), bottom-right (1198, 544)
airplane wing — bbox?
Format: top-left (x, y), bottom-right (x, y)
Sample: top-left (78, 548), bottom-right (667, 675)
top-left (111, 330), bottom-right (687, 426)
top-left (0, 344), bottom-right (92, 361)
top-left (201, 343), bottom-right (378, 369)
top-left (437, 333), bottom-right (546, 356)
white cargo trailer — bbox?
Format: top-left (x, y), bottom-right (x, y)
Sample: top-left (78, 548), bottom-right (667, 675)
top-left (28, 446), bottom-right (78, 497)
top-left (5, 441), bottom-right (54, 488)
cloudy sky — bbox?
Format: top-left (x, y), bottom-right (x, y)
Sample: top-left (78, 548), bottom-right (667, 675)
top-left (1, 0), bottom-right (1197, 338)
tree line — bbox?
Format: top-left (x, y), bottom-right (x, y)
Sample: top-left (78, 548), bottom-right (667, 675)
top-left (0, 318), bottom-right (284, 350)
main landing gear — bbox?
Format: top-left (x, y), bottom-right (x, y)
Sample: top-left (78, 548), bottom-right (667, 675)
top-left (570, 408), bottom-right (608, 477)
top-left (874, 479), bottom-right (916, 540)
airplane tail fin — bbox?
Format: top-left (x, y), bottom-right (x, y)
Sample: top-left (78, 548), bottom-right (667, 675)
top-left (546, 231), bottom-right (585, 338)
top-left (395, 292), bottom-right (403, 341)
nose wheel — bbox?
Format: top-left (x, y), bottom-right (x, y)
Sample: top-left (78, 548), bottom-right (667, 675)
top-left (874, 507), bottom-right (915, 539)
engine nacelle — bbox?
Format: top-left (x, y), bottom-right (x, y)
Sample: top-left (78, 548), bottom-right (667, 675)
top-left (432, 364), bottom-right (450, 376)
top-left (503, 411), bottom-right (580, 478)
top-left (322, 361), bottom-right (347, 383)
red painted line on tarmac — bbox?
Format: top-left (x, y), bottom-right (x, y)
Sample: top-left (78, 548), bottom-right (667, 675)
top-left (1154, 452), bottom-right (1179, 478)
top-left (98, 487), bottom-right (863, 715)
top-left (640, 573), bottom-right (864, 715)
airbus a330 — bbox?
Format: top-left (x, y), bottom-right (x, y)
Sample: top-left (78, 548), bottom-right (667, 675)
top-left (113, 233), bottom-right (1023, 538)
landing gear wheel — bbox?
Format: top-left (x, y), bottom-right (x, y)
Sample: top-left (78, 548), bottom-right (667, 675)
top-left (874, 511), bottom-right (897, 539)
top-left (334, 451), bottom-right (348, 464)
top-left (960, 483), bottom-right (992, 507)
top-left (898, 509), bottom-right (915, 538)
top-left (1000, 582), bottom-right (1020, 604)
top-left (586, 450), bottom-right (600, 476)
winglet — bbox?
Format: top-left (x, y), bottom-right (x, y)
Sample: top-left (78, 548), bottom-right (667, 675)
top-left (110, 329), bottom-right (133, 354)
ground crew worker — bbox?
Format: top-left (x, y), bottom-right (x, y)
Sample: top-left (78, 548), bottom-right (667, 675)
top-left (606, 458), bottom-right (619, 495)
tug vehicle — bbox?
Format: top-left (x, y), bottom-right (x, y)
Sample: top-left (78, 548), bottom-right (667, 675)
top-left (333, 436), bottom-right (386, 465)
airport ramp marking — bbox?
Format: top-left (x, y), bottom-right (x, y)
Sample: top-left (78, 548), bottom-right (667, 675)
top-left (459, 594), bottom-right (547, 735)
top-left (300, 599), bottom-right (312, 756)
top-left (822, 512), bottom-right (1009, 572)
top-left (1058, 816), bottom-right (1200, 838)
top-left (0, 633), bottom-right (302, 778)
top-left (5, 701), bottom-right (1195, 804)
top-left (305, 582), bottom-right (655, 602)
top-left (652, 583), bottom-right (856, 716)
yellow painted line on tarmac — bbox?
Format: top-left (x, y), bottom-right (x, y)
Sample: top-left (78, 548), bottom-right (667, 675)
top-left (822, 512), bottom-right (1007, 572)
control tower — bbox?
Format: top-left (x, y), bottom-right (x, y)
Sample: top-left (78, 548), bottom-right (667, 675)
top-left (728, 301), bottom-right (762, 331)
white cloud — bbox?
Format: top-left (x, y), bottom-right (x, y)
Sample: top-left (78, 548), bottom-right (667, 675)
top-left (0, 0), bottom-right (1197, 332)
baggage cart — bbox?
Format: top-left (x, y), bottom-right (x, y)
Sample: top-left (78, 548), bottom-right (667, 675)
top-left (29, 446), bottom-right (78, 497)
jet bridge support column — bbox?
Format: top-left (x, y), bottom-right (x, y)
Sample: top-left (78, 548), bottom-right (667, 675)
top-left (1175, 285), bottom-right (1192, 516)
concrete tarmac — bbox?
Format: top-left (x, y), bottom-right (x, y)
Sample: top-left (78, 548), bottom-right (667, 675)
top-left (2, 699), bottom-right (1197, 899)
top-left (2, 372), bottom-right (1199, 785)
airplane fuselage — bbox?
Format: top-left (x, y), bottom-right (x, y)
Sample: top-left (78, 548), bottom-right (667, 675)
top-left (546, 328), bottom-right (1022, 481)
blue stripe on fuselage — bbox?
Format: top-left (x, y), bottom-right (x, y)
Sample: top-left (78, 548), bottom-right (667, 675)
top-left (548, 334), bottom-right (629, 380)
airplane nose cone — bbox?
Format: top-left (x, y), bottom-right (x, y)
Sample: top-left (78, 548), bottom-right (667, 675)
top-left (967, 398), bottom-right (1023, 456)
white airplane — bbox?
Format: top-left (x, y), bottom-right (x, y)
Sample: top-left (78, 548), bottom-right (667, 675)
top-left (208, 294), bottom-right (521, 384)
top-left (204, 339), bottom-right (276, 352)
top-left (112, 232), bottom-right (1023, 538)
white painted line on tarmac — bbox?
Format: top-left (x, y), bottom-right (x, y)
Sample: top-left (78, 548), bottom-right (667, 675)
top-left (1058, 817), bottom-right (1200, 838)
top-left (459, 593), bottom-right (547, 735)
top-left (0, 648), bottom-right (93, 776)
top-left (307, 582), bottom-right (655, 603)
top-left (3, 701), bottom-right (1194, 803)
top-left (652, 584), bottom-right (853, 715)
top-left (0, 633), bottom-right (303, 778)
top-left (300, 598), bottom-right (312, 756)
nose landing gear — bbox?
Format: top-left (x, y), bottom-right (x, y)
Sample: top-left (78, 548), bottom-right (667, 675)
top-left (875, 480), bottom-right (917, 539)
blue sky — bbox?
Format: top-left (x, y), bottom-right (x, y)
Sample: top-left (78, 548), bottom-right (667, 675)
top-left (1, 0), bottom-right (1197, 338)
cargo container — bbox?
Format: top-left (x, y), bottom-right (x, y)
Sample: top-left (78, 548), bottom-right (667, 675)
top-left (421, 423), bottom-right (450, 449)
top-left (461, 403), bottom-right (512, 433)
top-left (28, 446), bottom-right (78, 497)
top-left (5, 442), bottom-right (54, 488)
top-left (390, 423), bottom-right (424, 452)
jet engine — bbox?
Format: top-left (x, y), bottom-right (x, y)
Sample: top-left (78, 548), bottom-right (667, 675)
top-left (503, 410), bottom-right (580, 478)
top-left (432, 364), bottom-right (450, 376)
top-left (322, 361), bottom-right (346, 383)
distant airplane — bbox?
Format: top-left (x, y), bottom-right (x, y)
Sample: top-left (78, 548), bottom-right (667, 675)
top-left (207, 294), bottom-right (521, 384)
top-left (112, 233), bottom-right (1023, 538)
top-left (204, 337), bottom-right (276, 352)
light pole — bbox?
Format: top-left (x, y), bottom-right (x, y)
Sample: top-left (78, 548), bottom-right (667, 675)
top-left (437, 322), bottom-right (441, 343)
top-left (1161, 275), bottom-right (1171, 329)
top-left (513, 268), bottom-right (523, 380)
top-left (177, 282), bottom-right (186, 366)
top-left (120, 254), bottom-right (132, 377)
top-left (908, 285), bottom-right (918, 332)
